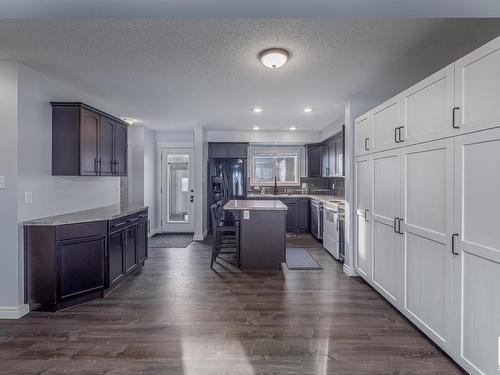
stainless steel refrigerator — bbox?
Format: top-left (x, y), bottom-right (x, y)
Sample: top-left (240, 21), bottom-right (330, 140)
top-left (208, 158), bottom-right (247, 232)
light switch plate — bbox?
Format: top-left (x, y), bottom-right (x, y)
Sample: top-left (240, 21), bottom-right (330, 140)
top-left (25, 191), bottom-right (33, 204)
top-left (0, 176), bottom-right (5, 189)
top-left (243, 210), bottom-right (250, 220)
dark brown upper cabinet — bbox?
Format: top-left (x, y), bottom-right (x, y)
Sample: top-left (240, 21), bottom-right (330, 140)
top-left (51, 103), bottom-right (128, 176)
top-left (306, 126), bottom-right (345, 178)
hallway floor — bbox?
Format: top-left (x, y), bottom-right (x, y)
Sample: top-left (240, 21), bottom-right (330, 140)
top-left (0, 234), bottom-right (462, 374)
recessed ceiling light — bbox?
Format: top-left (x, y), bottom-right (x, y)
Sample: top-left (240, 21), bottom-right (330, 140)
top-left (121, 117), bottom-right (136, 125)
top-left (289, 126), bottom-right (297, 131)
top-left (259, 48), bottom-right (289, 69)
top-left (251, 108), bottom-right (263, 113)
top-left (303, 108), bottom-right (313, 113)
top-left (253, 126), bottom-right (260, 130)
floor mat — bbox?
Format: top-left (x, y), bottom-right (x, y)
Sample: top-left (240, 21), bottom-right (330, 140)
top-left (285, 247), bottom-right (322, 270)
top-left (149, 233), bottom-right (193, 248)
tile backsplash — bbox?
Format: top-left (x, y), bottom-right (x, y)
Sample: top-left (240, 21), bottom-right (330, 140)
top-left (248, 177), bottom-right (344, 198)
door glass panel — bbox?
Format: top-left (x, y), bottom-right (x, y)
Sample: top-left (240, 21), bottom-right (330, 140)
top-left (167, 154), bottom-right (189, 223)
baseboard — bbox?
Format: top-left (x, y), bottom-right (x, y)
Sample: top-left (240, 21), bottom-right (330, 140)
top-left (193, 229), bottom-right (208, 241)
top-left (343, 263), bottom-right (358, 277)
top-left (0, 304), bottom-right (29, 319)
top-left (148, 228), bottom-right (158, 237)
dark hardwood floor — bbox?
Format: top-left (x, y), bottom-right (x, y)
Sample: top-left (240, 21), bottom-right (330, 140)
top-left (0, 234), bottom-right (463, 374)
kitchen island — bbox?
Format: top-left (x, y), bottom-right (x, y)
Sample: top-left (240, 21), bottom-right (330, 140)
top-left (224, 200), bottom-right (287, 271)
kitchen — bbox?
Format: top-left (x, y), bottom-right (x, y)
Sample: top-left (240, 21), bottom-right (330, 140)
top-left (0, 8), bottom-right (499, 375)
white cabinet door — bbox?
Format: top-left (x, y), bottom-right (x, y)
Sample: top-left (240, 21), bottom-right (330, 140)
top-left (400, 138), bottom-right (454, 352)
top-left (372, 96), bottom-right (402, 153)
top-left (354, 112), bottom-right (372, 156)
top-left (402, 64), bottom-right (455, 146)
top-left (354, 156), bottom-right (372, 280)
top-left (371, 149), bottom-right (403, 307)
top-left (455, 36), bottom-right (500, 135)
top-left (453, 127), bottom-right (500, 375)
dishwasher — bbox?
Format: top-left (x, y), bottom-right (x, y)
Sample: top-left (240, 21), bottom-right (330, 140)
top-left (323, 202), bottom-right (340, 259)
top-left (310, 199), bottom-right (324, 240)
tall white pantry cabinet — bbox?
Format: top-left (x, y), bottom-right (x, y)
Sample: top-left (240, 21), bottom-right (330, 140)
top-left (354, 36), bottom-right (500, 375)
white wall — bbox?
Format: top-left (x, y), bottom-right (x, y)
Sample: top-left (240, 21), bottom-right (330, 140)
top-left (207, 130), bottom-right (321, 144)
top-left (17, 64), bottom-right (120, 223)
top-left (156, 130), bottom-right (194, 144)
top-left (143, 128), bottom-right (157, 234)
top-left (320, 116), bottom-right (344, 141)
top-left (0, 62), bottom-right (22, 318)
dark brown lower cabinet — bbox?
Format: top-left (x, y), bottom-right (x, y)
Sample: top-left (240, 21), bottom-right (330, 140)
top-left (108, 230), bottom-right (126, 288)
top-left (25, 208), bottom-right (148, 312)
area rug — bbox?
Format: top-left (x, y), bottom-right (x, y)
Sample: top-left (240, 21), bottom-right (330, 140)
top-left (148, 233), bottom-right (193, 248)
top-left (285, 247), bottom-right (322, 270)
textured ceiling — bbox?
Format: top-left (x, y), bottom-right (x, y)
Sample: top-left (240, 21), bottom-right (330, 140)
top-left (0, 19), bottom-right (499, 131)
top-left (1, 0), bottom-right (500, 18)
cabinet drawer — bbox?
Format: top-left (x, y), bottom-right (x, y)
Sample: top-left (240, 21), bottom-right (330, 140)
top-left (57, 221), bottom-right (107, 241)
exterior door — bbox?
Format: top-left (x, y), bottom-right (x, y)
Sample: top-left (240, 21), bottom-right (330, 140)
top-left (80, 108), bottom-right (99, 175)
top-left (354, 156), bottom-right (372, 281)
top-left (354, 112), bottom-right (371, 156)
top-left (454, 36), bottom-right (500, 135)
top-left (401, 138), bottom-right (454, 352)
top-left (371, 148), bottom-right (403, 307)
top-left (453, 127), bottom-right (500, 375)
top-left (161, 148), bottom-right (194, 233)
top-left (402, 64), bottom-right (455, 146)
top-left (371, 96), bottom-right (402, 153)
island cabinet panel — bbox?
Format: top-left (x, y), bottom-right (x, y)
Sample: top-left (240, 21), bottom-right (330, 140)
top-left (51, 102), bottom-right (128, 176)
top-left (24, 207), bottom-right (148, 312)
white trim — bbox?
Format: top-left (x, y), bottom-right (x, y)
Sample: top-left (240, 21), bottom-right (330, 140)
top-left (343, 263), bottom-right (358, 277)
top-left (193, 229), bottom-right (208, 241)
top-left (0, 304), bottom-right (29, 319)
top-left (148, 228), bottom-right (159, 237)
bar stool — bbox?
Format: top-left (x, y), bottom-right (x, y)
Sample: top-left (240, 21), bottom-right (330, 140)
top-left (210, 201), bottom-right (240, 269)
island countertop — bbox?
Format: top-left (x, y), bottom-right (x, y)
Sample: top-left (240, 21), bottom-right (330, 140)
top-left (23, 203), bottom-right (148, 226)
top-left (223, 199), bottom-right (288, 211)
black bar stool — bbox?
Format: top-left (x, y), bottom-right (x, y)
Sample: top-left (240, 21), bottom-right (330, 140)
top-left (210, 201), bottom-right (240, 269)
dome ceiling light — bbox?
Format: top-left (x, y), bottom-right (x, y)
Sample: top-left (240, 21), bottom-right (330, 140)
top-left (259, 48), bottom-right (289, 69)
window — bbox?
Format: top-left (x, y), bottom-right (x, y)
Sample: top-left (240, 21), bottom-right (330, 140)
top-left (251, 147), bottom-right (300, 186)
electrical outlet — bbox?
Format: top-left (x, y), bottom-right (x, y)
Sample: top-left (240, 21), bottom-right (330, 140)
top-left (0, 176), bottom-right (5, 189)
top-left (25, 191), bottom-right (33, 204)
top-left (332, 184), bottom-right (335, 190)
top-left (243, 210), bottom-right (250, 220)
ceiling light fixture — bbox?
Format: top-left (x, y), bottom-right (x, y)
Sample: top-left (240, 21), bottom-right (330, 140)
top-left (289, 126), bottom-right (297, 131)
top-left (121, 117), bottom-right (136, 125)
top-left (303, 108), bottom-right (313, 113)
top-left (253, 126), bottom-right (260, 130)
top-left (259, 48), bottom-right (289, 69)
top-left (251, 108), bottom-right (263, 113)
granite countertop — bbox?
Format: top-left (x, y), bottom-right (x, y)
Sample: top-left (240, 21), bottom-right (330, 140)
top-left (23, 203), bottom-right (148, 226)
top-left (247, 193), bottom-right (345, 205)
top-left (224, 199), bottom-right (288, 211)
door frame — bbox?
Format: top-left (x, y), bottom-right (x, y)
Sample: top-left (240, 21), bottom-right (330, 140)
top-left (156, 142), bottom-right (194, 234)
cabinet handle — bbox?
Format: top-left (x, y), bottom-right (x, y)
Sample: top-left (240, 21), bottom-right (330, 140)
top-left (97, 159), bottom-right (102, 175)
top-left (452, 107), bottom-right (460, 129)
top-left (111, 160), bottom-right (116, 174)
top-left (364, 209), bottom-right (369, 222)
top-left (364, 138), bottom-right (369, 150)
top-left (394, 128), bottom-right (400, 143)
top-left (113, 221), bottom-right (127, 227)
top-left (398, 126), bottom-right (405, 143)
top-left (451, 233), bottom-right (459, 255)
top-left (94, 158), bottom-right (98, 174)
top-left (393, 217), bottom-right (399, 233)
top-left (398, 218), bottom-right (404, 234)
top-left (128, 217), bottom-right (139, 223)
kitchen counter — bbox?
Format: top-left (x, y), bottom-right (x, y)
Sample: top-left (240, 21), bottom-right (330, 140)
top-left (224, 199), bottom-right (287, 211)
top-left (247, 193), bottom-right (345, 205)
top-left (24, 203), bottom-right (148, 226)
